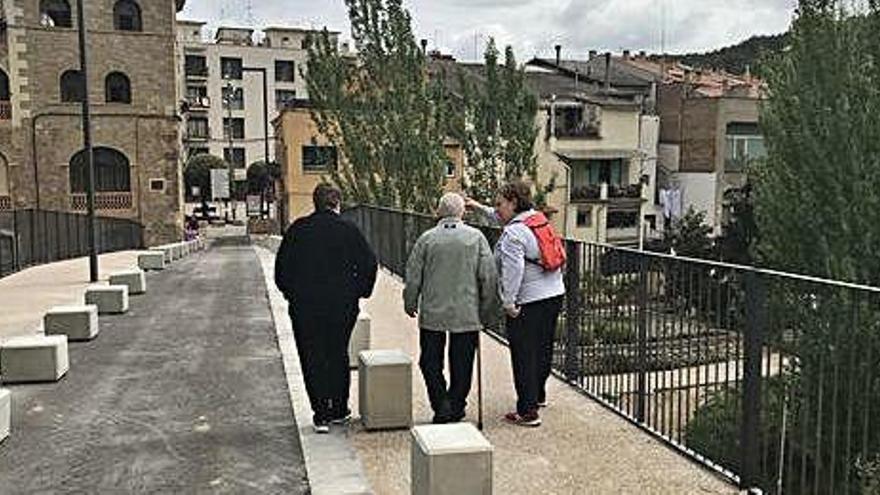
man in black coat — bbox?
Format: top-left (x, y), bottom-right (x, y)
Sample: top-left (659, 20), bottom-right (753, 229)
top-left (275, 184), bottom-right (378, 433)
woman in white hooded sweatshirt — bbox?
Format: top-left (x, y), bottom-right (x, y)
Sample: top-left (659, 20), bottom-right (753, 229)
top-left (468, 181), bottom-right (565, 427)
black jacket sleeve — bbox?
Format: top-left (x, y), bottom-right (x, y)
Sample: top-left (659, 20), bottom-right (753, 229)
top-left (350, 224), bottom-right (378, 299)
top-left (274, 226), bottom-right (297, 301)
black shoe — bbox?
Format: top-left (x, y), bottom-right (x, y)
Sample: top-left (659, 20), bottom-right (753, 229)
top-left (432, 410), bottom-right (466, 424)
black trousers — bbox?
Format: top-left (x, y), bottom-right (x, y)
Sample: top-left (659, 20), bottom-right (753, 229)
top-left (289, 303), bottom-right (358, 423)
top-left (419, 329), bottom-right (478, 417)
top-left (507, 296), bottom-right (563, 415)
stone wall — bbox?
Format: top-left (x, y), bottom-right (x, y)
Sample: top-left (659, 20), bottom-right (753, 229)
top-left (0, 0), bottom-right (184, 246)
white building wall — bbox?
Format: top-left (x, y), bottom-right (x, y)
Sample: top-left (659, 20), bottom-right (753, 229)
top-left (675, 172), bottom-right (720, 232)
top-left (177, 24), bottom-right (334, 172)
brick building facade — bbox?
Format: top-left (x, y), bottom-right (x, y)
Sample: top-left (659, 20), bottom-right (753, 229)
top-left (0, 0), bottom-right (187, 245)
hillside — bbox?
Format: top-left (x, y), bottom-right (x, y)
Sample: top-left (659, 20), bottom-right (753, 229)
top-left (653, 33), bottom-right (789, 75)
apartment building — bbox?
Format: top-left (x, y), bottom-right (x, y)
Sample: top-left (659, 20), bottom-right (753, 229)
top-left (176, 21), bottom-right (338, 183)
top-left (523, 69), bottom-right (661, 246)
top-left (0, 0), bottom-right (187, 245)
top-left (532, 51), bottom-right (766, 235)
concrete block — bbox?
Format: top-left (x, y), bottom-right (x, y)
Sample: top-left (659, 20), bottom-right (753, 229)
top-left (411, 423), bottom-right (493, 495)
top-left (84, 285), bottom-right (129, 314)
top-left (349, 312), bottom-right (372, 368)
top-left (0, 388), bottom-right (9, 443)
top-left (138, 252), bottom-right (165, 271)
top-left (44, 305), bottom-right (99, 341)
top-left (109, 269), bottom-right (146, 295)
top-left (0, 335), bottom-right (69, 383)
top-left (150, 246), bottom-right (172, 264)
top-left (358, 349), bottom-right (412, 430)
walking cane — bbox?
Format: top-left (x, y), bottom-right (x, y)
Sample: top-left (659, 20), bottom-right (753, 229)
top-left (477, 330), bottom-right (484, 431)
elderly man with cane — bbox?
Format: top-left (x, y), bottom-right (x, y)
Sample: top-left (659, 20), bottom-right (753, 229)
top-left (404, 193), bottom-right (498, 425)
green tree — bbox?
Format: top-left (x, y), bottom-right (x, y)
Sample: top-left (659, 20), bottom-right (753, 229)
top-left (666, 208), bottom-right (714, 259)
top-left (755, 1), bottom-right (880, 284)
top-left (453, 40), bottom-right (542, 205)
top-left (304, 0), bottom-right (448, 212)
top-left (183, 154), bottom-right (227, 202)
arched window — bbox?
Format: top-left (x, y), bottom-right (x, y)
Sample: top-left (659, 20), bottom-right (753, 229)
top-left (105, 72), bottom-right (131, 104)
top-left (0, 153), bottom-right (9, 196)
top-left (113, 0), bottom-right (142, 31)
top-left (60, 70), bottom-right (85, 103)
top-left (39, 0), bottom-right (73, 28)
top-left (69, 147), bottom-right (131, 193)
top-left (0, 69), bottom-right (9, 101)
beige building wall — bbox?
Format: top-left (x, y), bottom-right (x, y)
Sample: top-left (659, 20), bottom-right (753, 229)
top-left (276, 108), bottom-right (464, 226)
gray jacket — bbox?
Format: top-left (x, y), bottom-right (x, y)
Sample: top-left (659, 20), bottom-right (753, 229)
top-left (403, 217), bottom-right (499, 332)
top-left (477, 205), bottom-right (566, 307)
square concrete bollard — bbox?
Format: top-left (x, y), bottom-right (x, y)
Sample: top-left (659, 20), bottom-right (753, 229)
top-left (44, 305), bottom-right (99, 341)
top-left (358, 349), bottom-right (412, 430)
top-left (150, 246), bottom-right (172, 264)
top-left (349, 312), bottom-right (372, 368)
top-left (411, 423), bottom-right (493, 495)
top-left (85, 285), bottom-right (129, 314)
top-left (138, 252), bottom-right (165, 271)
top-left (0, 388), bottom-right (9, 443)
top-left (109, 269), bottom-right (146, 295)
top-left (0, 335), bottom-right (69, 383)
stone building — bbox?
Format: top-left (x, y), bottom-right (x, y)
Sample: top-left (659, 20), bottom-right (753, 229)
top-left (0, 0), bottom-right (187, 245)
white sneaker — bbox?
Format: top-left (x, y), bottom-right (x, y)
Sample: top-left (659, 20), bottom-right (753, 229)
top-left (313, 422), bottom-right (330, 434)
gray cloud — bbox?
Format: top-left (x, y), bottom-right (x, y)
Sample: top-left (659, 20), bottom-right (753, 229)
top-left (180, 0), bottom-right (796, 61)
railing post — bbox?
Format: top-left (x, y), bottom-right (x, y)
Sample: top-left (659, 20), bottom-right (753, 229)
top-left (563, 240), bottom-right (582, 383)
top-left (741, 271), bottom-right (766, 490)
top-left (636, 256), bottom-right (649, 423)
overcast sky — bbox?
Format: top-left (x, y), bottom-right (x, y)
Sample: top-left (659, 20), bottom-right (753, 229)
top-left (180, 0), bottom-right (796, 62)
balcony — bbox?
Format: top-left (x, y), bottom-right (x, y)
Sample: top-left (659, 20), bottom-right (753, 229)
top-left (0, 101), bottom-right (11, 120)
top-left (69, 192), bottom-right (133, 211)
top-left (0, 195), bottom-right (11, 211)
top-left (186, 96), bottom-right (211, 111)
top-left (185, 67), bottom-right (209, 79)
top-left (571, 183), bottom-right (642, 203)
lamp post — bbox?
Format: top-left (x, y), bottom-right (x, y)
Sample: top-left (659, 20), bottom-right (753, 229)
top-left (75, 0), bottom-right (98, 282)
top-left (223, 78), bottom-right (235, 222)
top-left (242, 67), bottom-right (269, 218)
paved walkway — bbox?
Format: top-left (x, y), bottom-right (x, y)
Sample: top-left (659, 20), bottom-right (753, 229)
top-left (0, 238), bottom-right (309, 493)
top-left (0, 250), bottom-right (142, 339)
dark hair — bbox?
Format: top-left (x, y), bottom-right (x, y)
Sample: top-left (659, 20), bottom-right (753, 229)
top-left (498, 180), bottom-right (534, 213)
top-left (313, 183), bottom-right (342, 211)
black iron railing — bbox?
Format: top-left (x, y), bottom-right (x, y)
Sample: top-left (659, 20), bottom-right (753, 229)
top-left (344, 205), bottom-right (880, 494)
top-left (0, 209), bottom-right (144, 279)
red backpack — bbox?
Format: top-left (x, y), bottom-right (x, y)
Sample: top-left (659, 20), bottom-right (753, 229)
top-left (522, 212), bottom-right (567, 271)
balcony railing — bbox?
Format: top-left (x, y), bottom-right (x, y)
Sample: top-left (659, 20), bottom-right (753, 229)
top-left (571, 184), bottom-right (642, 202)
top-left (0, 195), bottom-right (11, 211)
top-left (0, 101), bottom-right (11, 120)
top-left (69, 192), bottom-right (133, 211)
top-left (186, 96), bottom-right (211, 109)
top-left (185, 67), bottom-right (209, 78)
top-left (185, 129), bottom-right (210, 141)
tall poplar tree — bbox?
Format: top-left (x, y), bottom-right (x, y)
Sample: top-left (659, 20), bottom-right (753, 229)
top-left (304, 0), bottom-right (447, 212)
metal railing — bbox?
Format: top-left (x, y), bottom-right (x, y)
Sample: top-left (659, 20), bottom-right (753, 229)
top-left (344, 205), bottom-right (880, 494)
top-left (0, 209), bottom-right (144, 279)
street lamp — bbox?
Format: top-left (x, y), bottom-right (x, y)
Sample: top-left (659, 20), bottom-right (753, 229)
top-left (242, 67), bottom-right (270, 218)
top-left (223, 77), bottom-right (236, 223)
top-left (76, 0), bottom-right (98, 282)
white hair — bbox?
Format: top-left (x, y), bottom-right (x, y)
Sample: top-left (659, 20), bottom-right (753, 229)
top-left (436, 192), bottom-right (465, 219)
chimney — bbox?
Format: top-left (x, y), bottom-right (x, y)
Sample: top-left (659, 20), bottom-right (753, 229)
top-left (589, 50), bottom-right (598, 60)
top-left (604, 52), bottom-right (612, 90)
top-left (554, 44), bottom-right (562, 66)
top-left (623, 49), bottom-right (631, 59)
top-left (420, 39), bottom-right (428, 54)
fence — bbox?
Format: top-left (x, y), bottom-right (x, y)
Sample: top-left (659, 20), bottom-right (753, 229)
top-left (0, 209), bottom-right (144, 279)
top-left (344, 205), bottom-right (880, 494)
